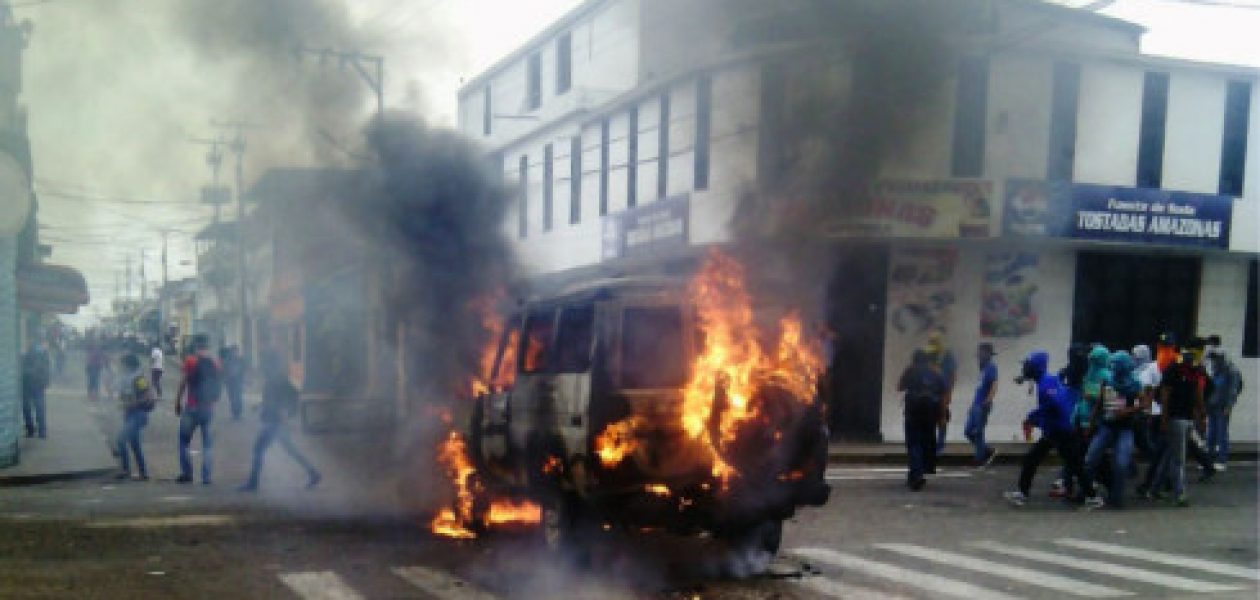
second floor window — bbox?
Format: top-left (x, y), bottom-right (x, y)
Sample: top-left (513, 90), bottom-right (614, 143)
top-left (527, 52), bottom-right (542, 110)
top-left (556, 33), bottom-right (572, 95)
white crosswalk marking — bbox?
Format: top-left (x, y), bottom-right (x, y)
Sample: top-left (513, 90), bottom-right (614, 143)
top-left (791, 547), bottom-right (1021, 600)
top-left (278, 571), bottom-right (364, 600)
top-left (392, 566), bottom-right (501, 600)
top-left (1055, 539), bottom-right (1260, 581)
top-left (970, 541), bottom-right (1245, 593)
top-left (797, 575), bottom-right (910, 600)
top-left (876, 543), bottom-right (1132, 597)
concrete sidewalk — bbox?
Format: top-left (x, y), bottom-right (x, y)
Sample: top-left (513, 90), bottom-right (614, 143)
top-left (0, 385), bottom-right (118, 485)
top-left (827, 440), bottom-right (1259, 466)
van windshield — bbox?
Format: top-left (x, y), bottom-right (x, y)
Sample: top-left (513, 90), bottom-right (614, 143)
top-left (620, 306), bottom-right (686, 388)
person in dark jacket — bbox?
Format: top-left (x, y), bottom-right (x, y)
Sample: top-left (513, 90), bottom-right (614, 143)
top-left (1005, 351), bottom-right (1084, 506)
top-left (238, 363), bottom-right (321, 492)
top-left (22, 340), bottom-right (51, 438)
top-left (897, 349), bottom-right (947, 491)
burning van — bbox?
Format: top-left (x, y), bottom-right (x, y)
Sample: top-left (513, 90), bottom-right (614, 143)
top-left (460, 252), bottom-right (830, 559)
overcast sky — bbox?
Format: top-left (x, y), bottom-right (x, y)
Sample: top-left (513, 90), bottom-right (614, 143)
top-left (16, 0), bottom-right (1260, 327)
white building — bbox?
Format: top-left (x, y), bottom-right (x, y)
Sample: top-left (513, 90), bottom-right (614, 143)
top-left (458, 0), bottom-right (1259, 445)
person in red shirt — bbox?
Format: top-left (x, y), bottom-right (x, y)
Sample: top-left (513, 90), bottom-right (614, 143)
top-left (175, 336), bottom-right (222, 484)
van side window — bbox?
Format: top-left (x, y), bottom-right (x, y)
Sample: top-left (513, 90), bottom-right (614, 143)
top-left (553, 305), bottom-right (595, 373)
top-left (620, 307), bottom-right (686, 388)
top-left (521, 309), bottom-right (556, 374)
top-left (491, 315), bottom-right (522, 387)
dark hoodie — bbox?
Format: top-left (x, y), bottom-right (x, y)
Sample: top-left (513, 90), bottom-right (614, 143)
top-left (1025, 351), bottom-right (1072, 435)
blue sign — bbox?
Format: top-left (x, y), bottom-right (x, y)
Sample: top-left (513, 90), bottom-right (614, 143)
top-left (601, 194), bottom-right (690, 260)
top-left (1004, 180), bottom-right (1233, 249)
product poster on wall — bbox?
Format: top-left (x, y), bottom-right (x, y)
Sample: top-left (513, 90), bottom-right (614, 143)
top-left (888, 248), bottom-right (958, 337)
top-left (981, 252), bottom-right (1039, 337)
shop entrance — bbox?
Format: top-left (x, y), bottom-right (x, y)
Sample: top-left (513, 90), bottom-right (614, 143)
top-left (1072, 251), bottom-right (1201, 351)
top-left (826, 246), bottom-right (889, 442)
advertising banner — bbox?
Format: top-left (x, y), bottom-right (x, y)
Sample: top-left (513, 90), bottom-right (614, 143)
top-left (602, 193), bottom-right (689, 261)
top-left (1004, 179), bottom-right (1233, 249)
top-left (823, 179), bottom-right (994, 239)
top-left (981, 252), bottom-right (1039, 338)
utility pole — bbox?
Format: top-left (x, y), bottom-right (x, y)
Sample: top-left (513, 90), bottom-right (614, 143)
top-left (125, 254), bottom-right (132, 301)
top-left (139, 248), bottom-right (147, 305)
top-left (212, 119), bottom-right (261, 362)
top-left (160, 230), bottom-right (169, 350)
top-left (295, 46), bottom-right (385, 116)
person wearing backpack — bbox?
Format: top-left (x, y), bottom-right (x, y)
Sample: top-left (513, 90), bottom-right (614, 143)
top-left (175, 336), bottom-right (221, 484)
top-left (238, 362), bottom-right (321, 492)
top-left (897, 349), bottom-right (947, 491)
top-left (21, 339), bottom-right (51, 439)
top-left (115, 353), bottom-right (154, 480)
top-left (1206, 349), bottom-right (1242, 470)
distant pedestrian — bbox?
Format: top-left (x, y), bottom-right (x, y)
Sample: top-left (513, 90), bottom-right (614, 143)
top-left (1205, 349), bottom-right (1242, 470)
top-left (114, 353), bottom-right (154, 480)
top-left (86, 342), bottom-right (106, 401)
top-left (964, 343), bottom-right (999, 467)
top-left (221, 346), bottom-right (246, 421)
top-left (924, 329), bottom-right (957, 455)
top-left (150, 344), bottom-right (165, 398)
top-left (21, 340), bottom-right (51, 439)
top-left (239, 363), bottom-right (321, 492)
top-left (898, 349), bottom-right (947, 491)
top-left (175, 336), bottom-right (222, 484)
top-left (1004, 350), bottom-right (1083, 507)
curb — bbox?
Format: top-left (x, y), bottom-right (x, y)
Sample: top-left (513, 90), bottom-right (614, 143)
top-left (0, 466), bottom-right (116, 487)
top-left (826, 449), bottom-right (1259, 466)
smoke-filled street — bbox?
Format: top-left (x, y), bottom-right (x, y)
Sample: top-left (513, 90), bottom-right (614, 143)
top-left (3, 0), bottom-right (1260, 599)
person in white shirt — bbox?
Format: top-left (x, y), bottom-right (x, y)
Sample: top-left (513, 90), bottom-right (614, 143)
top-left (150, 344), bottom-right (165, 398)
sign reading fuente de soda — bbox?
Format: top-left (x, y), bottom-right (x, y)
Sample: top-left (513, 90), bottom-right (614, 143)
top-left (602, 193), bottom-right (689, 261)
top-left (1004, 180), bottom-right (1233, 249)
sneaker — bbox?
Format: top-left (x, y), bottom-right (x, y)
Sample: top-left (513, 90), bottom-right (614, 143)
top-left (1003, 491), bottom-right (1027, 506)
top-left (1175, 494), bottom-right (1190, 507)
top-left (982, 447), bottom-right (999, 468)
top-left (175, 474), bottom-right (193, 484)
top-left (1083, 496), bottom-right (1106, 510)
top-left (1213, 463), bottom-right (1227, 472)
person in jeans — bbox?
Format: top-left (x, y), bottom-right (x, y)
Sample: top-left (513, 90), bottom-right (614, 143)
top-left (114, 353), bottom-right (153, 480)
top-left (1005, 350), bottom-right (1083, 507)
top-left (1156, 351), bottom-right (1205, 507)
top-left (175, 336), bottom-right (220, 484)
top-left (924, 330), bottom-right (957, 455)
top-left (964, 343), bottom-right (999, 467)
top-left (239, 364), bottom-right (321, 492)
top-left (1080, 351), bottom-right (1142, 509)
top-left (897, 349), bottom-right (946, 491)
top-left (1205, 349), bottom-right (1241, 469)
top-left (21, 340), bottom-right (51, 438)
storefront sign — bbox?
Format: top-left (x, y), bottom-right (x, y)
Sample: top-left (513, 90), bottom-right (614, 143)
top-left (823, 179), bottom-right (994, 239)
top-left (1004, 180), bottom-right (1233, 249)
top-left (602, 194), bottom-right (689, 261)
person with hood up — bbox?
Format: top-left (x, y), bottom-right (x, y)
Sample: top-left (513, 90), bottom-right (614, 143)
top-left (1080, 351), bottom-right (1142, 509)
top-left (1050, 343), bottom-right (1089, 497)
top-left (1132, 344), bottom-right (1162, 461)
top-left (1153, 351), bottom-right (1206, 506)
top-left (1205, 349), bottom-right (1242, 470)
top-left (1004, 351), bottom-right (1084, 506)
top-left (897, 349), bottom-right (948, 491)
top-left (114, 353), bottom-right (155, 480)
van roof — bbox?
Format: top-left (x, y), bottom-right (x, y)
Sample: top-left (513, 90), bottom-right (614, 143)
top-left (530, 276), bottom-right (685, 304)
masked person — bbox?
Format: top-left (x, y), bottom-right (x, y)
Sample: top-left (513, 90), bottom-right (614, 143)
top-left (1005, 351), bottom-right (1083, 507)
top-left (897, 350), bottom-right (947, 491)
top-left (1205, 349), bottom-right (1242, 470)
top-left (239, 362), bottom-right (320, 492)
top-left (175, 336), bottom-right (221, 484)
top-left (964, 343), bottom-right (999, 467)
top-left (1080, 351), bottom-right (1142, 509)
top-left (114, 353), bottom-right (155, 480)
top-left (1051, 343), bottom-right (1089, 498)
top-left (1131, 345), bottom-right (1161, 462)
top-left (923, 330), bottom-right (957, 456)
top-left (1154, 351), bottom-right (1206, 507)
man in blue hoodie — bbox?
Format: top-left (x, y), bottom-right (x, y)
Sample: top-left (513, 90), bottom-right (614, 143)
top-left (1080, 351), bottom-right (1142, 509)
top-left (1005, 351), bottom-right (1083, 506)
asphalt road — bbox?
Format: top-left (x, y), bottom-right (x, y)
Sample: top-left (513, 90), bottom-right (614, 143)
top-left (1, 453), bottom-right (1256, 599)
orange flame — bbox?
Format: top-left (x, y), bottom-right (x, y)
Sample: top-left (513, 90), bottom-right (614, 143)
top-left (430, 430), bottom-right (478, 539)
top-left (595, 416), bottom-right (643, 468)
top-left (485, 499), bottom-right (542, 525)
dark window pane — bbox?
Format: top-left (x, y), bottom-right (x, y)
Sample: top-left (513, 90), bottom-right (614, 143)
top-left (527, 52), bottom-right (542, 110)
top-left (628, 105), bottom-right (638, 207)
top-left (1047, 62), bottom-right (1080, 181)
top-left (521, 309), bottom-right (556, 374)
top-left (1245, 260), bottom-right (1258, 358)
top-left (951, 56), bottom-right (989, 178)
top-left (1136, 72), bottom-right (1170, 189)
top-left (543, 143), bottom-right (553, 231)
top-left (695, 75), bottom-right (712, 191)
top-left (518, 155), bottom-right (528, 238)
top-left (556, 33), bottom-right (572, 94)
top-left (658, 92), bottom-right (670, 198)
top-left (599, 118), bottom-right (610, 216)
top-left (620, 307), bottom-right (686, 389)
top-left (482, 85), bottom-right (492, 136)
top-left (1220, 80), bottom-right (1252, 197)
top-left (553, 305), bottom-right (595, 373)
top-left (491, 316), bottom-right (522, 387)
top-left (570, 136), bottom-right (581, 224)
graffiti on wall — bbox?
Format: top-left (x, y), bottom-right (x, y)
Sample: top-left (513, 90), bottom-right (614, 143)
top-left (981, 252), bottom-right (1039, 337)
top-left (888, 248), bottom-right (957, 336)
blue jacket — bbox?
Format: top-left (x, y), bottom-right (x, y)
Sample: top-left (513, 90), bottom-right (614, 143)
top-left (1024, 351), bottom-right (1072, 435)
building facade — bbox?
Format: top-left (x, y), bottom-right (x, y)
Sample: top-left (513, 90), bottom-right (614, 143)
top-left (458, 0), bottom-right (1259, 444)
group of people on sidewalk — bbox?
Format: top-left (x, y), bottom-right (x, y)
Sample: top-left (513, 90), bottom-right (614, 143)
top-left (84, 334), bottom-right (321, 492)
top-left (898, 329), bottom-right (1244, 510)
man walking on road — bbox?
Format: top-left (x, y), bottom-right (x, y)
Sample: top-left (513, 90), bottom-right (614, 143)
top-left (898, 349), bottom-right (947, 491)
top-left (1005, 350), bottom-right (1083, 507)
top-left (239, 362), bottom-right (321, 492)
top-left (175, 336), bottom-right (221, 484)
top-left (150, 343), bottom-right (164, 398)
top-left (964, 343), bottom-right (999, 467)
top-left (21, 339), bottom-right (51, 438)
